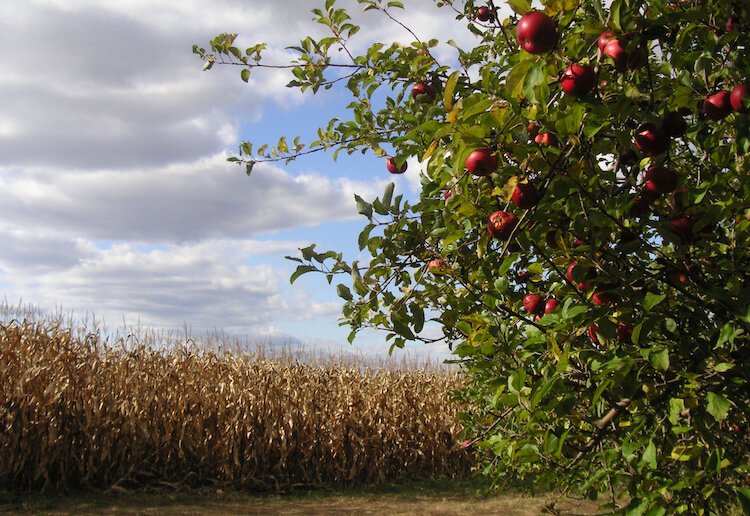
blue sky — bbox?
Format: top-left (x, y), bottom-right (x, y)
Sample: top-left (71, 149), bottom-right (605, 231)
top-left (0, 0), bottom-right (496, 362)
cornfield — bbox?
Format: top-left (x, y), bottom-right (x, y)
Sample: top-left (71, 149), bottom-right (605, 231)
top-left (0, 315), bottom-right (474, 491)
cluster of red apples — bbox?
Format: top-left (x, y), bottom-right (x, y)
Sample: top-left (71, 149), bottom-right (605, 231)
top-left (394, 6), bottom-right (747, 347)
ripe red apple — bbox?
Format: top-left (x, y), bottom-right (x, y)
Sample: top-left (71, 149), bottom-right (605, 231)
top-left (386, 157), bottom-right (407, 174)
top-left (476, 6), bottom-right (493, 22)
top-left (602, 39), bottom-right (628, 70)
top-left (644, 166), bottom-right (678, 195)
top-left (411, 82), bottom-right (435, 102)
top-left (523, 294), bottom-right (545, 314)
top-left (527, 122), bottom-right (539, 141)
top-left (597, 30), bottom-right (614, 51)
top-left (661, 111), bottom-right (688, 137)
top-left (726, 15), bottom-right (740, 33)
top-left (544, 298), bottom-right (560, 314)
top-left (617, 322), bottom-right (633, 343)
top-left (560, 64), bottom-right (597, 96)
top-left (592, 290), bottom-right (615, 306)
top-left (487, 211), bottom-right (518, 239)
top-left (466, 148), bottom-right (498, 176)
top-left (588, 323), bottom-right (600, 345)
top-left (634, 123), bottom-right (670, 156)
top-left (572, 236), bottom-right (586, 247)
top-left (511, 183), bottom-right (540, 209)
top-left (427, 258), bottom-right (449, 273)
top-left (703, 91), bottom-right (732, 121)
top-left (730, 83), bottom-right (750, 113)
top-left (516, 11), bottom-right (557, 55)
top-left (534, 132), bottom-right (557, 147)
top-left (669, 216), bottom-right (694, 243)
top-left (566, 262), bottom-right (593, 291)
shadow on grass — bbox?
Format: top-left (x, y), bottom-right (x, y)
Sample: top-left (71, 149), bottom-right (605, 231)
top-left (0, 476), bottom-right (613, 515)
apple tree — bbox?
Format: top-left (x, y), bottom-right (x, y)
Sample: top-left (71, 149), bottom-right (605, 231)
top-left (196, 0), bottom-right (750, 512)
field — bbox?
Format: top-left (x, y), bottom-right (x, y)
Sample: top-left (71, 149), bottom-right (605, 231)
top-left (0, 305), bottom-right (473, 493)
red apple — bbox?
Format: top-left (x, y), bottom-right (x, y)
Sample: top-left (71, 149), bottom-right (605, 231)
top-left (588, 323), bottom-right (600, 345)
top-left (466, 148), bottom-right (498, 176)
top-left (476, 6), bottom-right (493, 22)
top-left (669, 216), bottom-right (694, 243)
top-left (560, 64), bottom-right (597, 96)
top-left (411, 83), bottom-right (435, 102)
top-left (386, 157), bottom-right (407, 174)
top-left (488, 211), bottom-right (518, 239)
top-left (566, 262), bottom-right (593, 291)
top-left (634, 123), bottom-right (670, 156)
top-left (602, 39), bottom-right (628, 70)
top-left (534, 132), bottom-right (557, 147)
top-left (661, 111), bottom-right (688, 137)
top-left (644, 166), bottom-right (678, 195)
top-left (511, 183), bottom-right (540, 209)
top-left (527, 122), bottom-right (539, 141)
top-left (617, 322), bottom-right (633, 343)
top-left (597, 30), bottom-right (614, 51)
top-left (592, 290), bottom-right (615, 306)
top-left (572, 236), bottom-right (586, 247)
top-left (703, 91), bottom-right (732, 121)
top-left (544, 298), bottom-right (560, 314)
top-left (427, 258), bottom-right (449, 273)
top-left (516, 11), bottom-right (557, 55)
top-left (726, 15), bottom-right (740, 33)
top-left (523, 294), bottom-right (545, 314)
top-left (730, 83), bottom-right (750, 113)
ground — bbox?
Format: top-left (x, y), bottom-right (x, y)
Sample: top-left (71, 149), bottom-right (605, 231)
top-left (0, 478), bottom-right (612, 515)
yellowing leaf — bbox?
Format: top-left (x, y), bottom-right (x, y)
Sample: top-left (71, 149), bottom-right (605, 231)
top-left (502, 176), bottom-right (519, 201)
top-left (443, 71), bottom-right (460, 111)
top-left (422, 140), bottom-right (438, 162)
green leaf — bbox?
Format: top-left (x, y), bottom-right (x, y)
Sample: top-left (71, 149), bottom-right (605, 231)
top-left (714, 362), bottom-right (734, 373)
top-left (643, 292), bottom-right (666, 312)
top-left (507, 0), bottom-right (531, 15)
top-left (382, 182), bottom-right (395, 209)
top-left (358, 223), bottom-right (375, 251)
top-left (354, 194), bottom-right (373, 219)
top-left (240, 68), bottom-right (250, 83)
top-left (506, 59), bottom-right (534, 100)
top-left (498, 252), bottom-right (520, 276)
top-left (736, 487), bottom-right (750, 515)
top-left (290, 265), bottom-right (317, 284)
top-left (706, 392), bottom-right (731, 421)
top-left (649, 347), bottom-right (670, 372)
top-left (640, 440), bottom-right (657, 471)
top-left (717, 322), bottom-right (739, 347)
top-left (410, 303), bottom-right (425, 333)
top-left (443, 71), bottom-right (460, 111)
top-left (336, 284), bottom-right (353, 301)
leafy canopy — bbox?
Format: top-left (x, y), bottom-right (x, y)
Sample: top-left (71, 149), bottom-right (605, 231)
top-left (197, 0), bottom-right (750, 513)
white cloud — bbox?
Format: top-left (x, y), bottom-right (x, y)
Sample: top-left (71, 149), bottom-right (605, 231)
top-left (0, 156), bottom-right (387, 242)
top-left (0, 0), bottom-right (472, 360)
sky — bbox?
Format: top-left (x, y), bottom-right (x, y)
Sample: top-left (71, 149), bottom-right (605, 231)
top-left (0, 0), bottom-right (495, 362)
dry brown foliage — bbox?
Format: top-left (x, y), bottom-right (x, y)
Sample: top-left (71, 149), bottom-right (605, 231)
top-left (0, 318), bottom-right (474, 492)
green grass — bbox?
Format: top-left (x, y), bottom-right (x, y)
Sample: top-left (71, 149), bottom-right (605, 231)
top-left (0, 477), bottom-right (614, 515)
